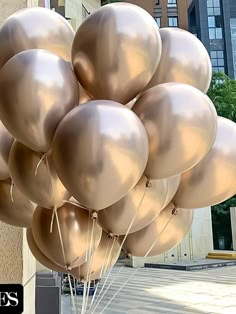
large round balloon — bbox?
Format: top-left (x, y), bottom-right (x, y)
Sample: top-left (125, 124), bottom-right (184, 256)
top-left (0, 121), bottom-right (14, 180)
top-left (0, 7), bottom-right (74, 69)
top-left (144, 28), bottom-right (212, 93)
top-left (173, 117), bottom-right (236, 209)
top-left (0, 49), bottom-right (79, 152)
top-left (98, 176), bottom-right (167, 235)
top-left (123, 203), bottom-right (193, 257)
top-left (32, 203), bottom-right (102, 269)
top-left (0, 180), bottom-right (34, 227)
top-left (72, 3), bottom-right (162, 104)
top-left (27, 228), bottom-right (67, 273)
top-left (71, 232), bottom-right (120, 281)
top-left (9, 141), bottom-right (70, 209)
top-left (162, 174), bottom-right (181, 209)
top-left (133, 83), bottom-right (217, 179)
top-left (52, 100), bottom-right (149, 210)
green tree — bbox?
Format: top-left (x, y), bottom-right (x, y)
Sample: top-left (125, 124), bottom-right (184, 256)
top-left (207, 72), bottom-right (236, 249)
top-left (208, 72), bottom-right (236, 122)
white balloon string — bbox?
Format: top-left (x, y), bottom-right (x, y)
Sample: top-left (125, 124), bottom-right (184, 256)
top-left (119, 178), bottom-right (151, 250)
top-left (100, 267), bottom-right (139, 314)
top-left (50, 206), bottom-right (56, 233)
top-left (88, 237), bottom-right (111, 311)
top-left (34, 152), bottom-right (47, 176)
top-left (63, 200), bottom-right (89, 210)
top-left (68, 274), bottom-right (77, 314)
top-left (84, 216), bottom-right (97, 312)
top-left (98, 204), bottom-right (177, 313)
top-left (54, 208), bottom-right (76, 312)
top-left (90, 237), bottom-right (116, 312)
top-left (10, 179), bottom-right (14, 203)
top-left (91, 179), bottom-right (150, 313)
top-left (144, 207), bottom-right (177, 258)
top-left (81, 281), bottom-right (87, 314)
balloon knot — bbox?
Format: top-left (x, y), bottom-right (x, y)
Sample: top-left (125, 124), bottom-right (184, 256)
top-left (108, 232), bottom-right (114, 239)
top-left (91, 211), bottom-right (98, 220)
top-left (146, 178), bottom-right (152, 188)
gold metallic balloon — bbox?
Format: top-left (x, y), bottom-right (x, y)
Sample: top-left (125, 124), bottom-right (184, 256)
top-left (72, 3), bottom-right (162, 104)
top-left (0, 179), bottom-right (34, 227)
top-left (174, 117), bottom-right (236, 209)
top-left (98, 176), bottom-right (167, 235)
top-left (133, 83), bottom-right (217, 179)
top-left (27, 228), bottom-right (67, 273)
top-left (32, 203), bottom-right (102, 269)
top-left (0, 7), bottom-right (75, 69)
top-left (0, 49), bottom-right (79, 152)
top-left (0, 121), bottom-right (14, 180)
top-left (123, 203), bottom-right (193, 257)
top-left (9, 141), bottom-right (70, 209)
top-left (162, 174), bottom-right (181, 209)
top-left (144, 28), bottom-right (212, 94)
top-left (71, 232), bottom-right (120, 281)
top-left (52, 100), bottom-right (149, 210)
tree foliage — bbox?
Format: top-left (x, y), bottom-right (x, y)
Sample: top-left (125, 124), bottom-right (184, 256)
top-left (207, 72), bottom-right (236, 249)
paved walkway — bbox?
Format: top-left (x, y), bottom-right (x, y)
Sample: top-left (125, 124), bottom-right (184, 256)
top-left (62, 265), bottom-right (236, 314)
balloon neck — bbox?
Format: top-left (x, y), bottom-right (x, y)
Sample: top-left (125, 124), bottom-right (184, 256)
top-left (126, 253), bottom-right (132, 259)
top-left (146, 178), bottom-right (152, 188)
top-left (91, 211), bottom-right (98, 220)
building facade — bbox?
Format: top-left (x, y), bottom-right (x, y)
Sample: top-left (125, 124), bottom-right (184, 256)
top-left (101, 0), bottom-right (189, 30)
top-left (189, 0), bottom-right (236, 78)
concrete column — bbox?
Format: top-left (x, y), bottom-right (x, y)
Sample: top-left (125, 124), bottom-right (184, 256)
top-left (128, 207), bottom-right (213, 267)
top-left (230, 207), bottom-right (236, 250)
top-left (0, 223), bottom-right (36, 314)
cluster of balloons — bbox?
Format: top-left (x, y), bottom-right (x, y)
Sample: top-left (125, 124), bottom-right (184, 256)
top-left (0, 3), bottom-right (236, 283)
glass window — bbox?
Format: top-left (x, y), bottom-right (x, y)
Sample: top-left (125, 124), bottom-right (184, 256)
top-left (218, 58), bottom-right (224, 66)
top-left (230, 18), bottom-right (236, 78)
top-left (211, 51), bottom-right (217, 58)
top-left (219, 67), bottom-right (225, 73)
top-left (208, 8), bottom-right (214, 15)
top-left (216, 28), bottom-right (223, 39)
top-left (212, 67), bottom-right (219, 72)
top-left (213, 0), bottom-right (220, 7)
top-left (208, 16), bottom-right (215, 27)
top-left (167, 0), bottom-right (177, 6)
top-left (155, 0), bottom-right (160, 4)
top-left (215, 16), bottom-right (222, 27)
top-left (168, 17), bottom-right (178, 27)
top-left (217, 51), bottom-right (223, 58)
top-left (211, 58), bottom-right (218, 66)
top-left (155, 17), bottom-right (161, 27)
top-left (209, 28), bottom-right (215, 39)
top-left (207, 0), bottom-right (213, 8)
top-left (214, 8), bottom-right (220, 15)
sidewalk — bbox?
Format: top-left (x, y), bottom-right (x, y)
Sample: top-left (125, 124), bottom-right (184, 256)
top-left (62, 264), bottom-right (236, 314)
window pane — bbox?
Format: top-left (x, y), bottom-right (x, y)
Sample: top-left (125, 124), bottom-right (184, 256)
top-left (211, 59), bottom-right (217, 66)
top-left (212, 67), bottom-right (219, 72)
top-left (217, 50), bottom-right (223, 58)
top-left (155, 17), bottom-right (161, 27)
top-left (208, 8), bottom-right (214, 15)
top-left (216, 28), bottom-right (222, 39)
top-left (168, 17), bottom-right (178, 27)
top-left (211, 51), bottom-right (217, 58)
top-left (219, 67), bottom-right (225, 73)
top-left (207, 0), bottom-right (213, 7)
top-left (209, 28), bottom-right (215, 39)
top-left (214, 7), bottom-right (220, 15)
top-left (215, 16), bottom-right (222, 27)
top-left (213, 0), bottom-right (220, 7)
top-left (208, 16), bottom-right (215, 27)
top-left (218, 58), bottom-right (224, 66)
